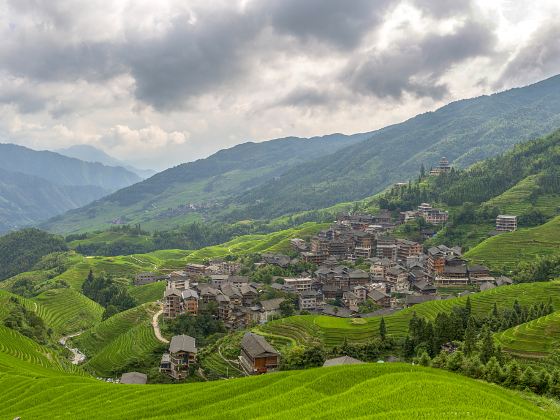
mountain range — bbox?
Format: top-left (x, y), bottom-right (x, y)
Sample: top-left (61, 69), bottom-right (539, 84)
top-left (56, 145), bottom-right (156, 179)
top-left (41, 74), bottom-right (560, 234)
top-left (0, 144), bottom-right (141, 232)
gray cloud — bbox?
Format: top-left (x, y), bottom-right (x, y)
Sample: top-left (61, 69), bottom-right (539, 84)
top-left (411, 0), bottom-right (474, 18)
top-left (0, 0), bottom-right (552, 123)
top-left (343, 18), bottom-right (497, 100)
top-left (260, 0), bottom-right (393, 48)
top-left (496, 22), bottom-right (560, 88)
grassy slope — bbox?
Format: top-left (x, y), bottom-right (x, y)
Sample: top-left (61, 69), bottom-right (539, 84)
top-left (33, 288), bottom-right (103, 335)
top-left (75, 303), bottom-right (161, 376)
top-left (259, 281), bottom-right (560, 347)
top-left (495, 311), bottom-right (560, 358)
top-left (486, 175), bottom-right (560, 217)
top-left (0, 325), bottom-right (82, 376)
top-left (0, 360), bottom-right (557, 419)
top-left (0, 288), bottom-right (102, 337)
top-left (465, 216), bottom-right (560, 272)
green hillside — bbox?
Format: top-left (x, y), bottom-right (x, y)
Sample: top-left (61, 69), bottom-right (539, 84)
top-left (43, 75), bottom-right (560, 235)
top-left (0, 360), bottom-right (557, 419)
top-left (465, 217), bottom-right (560, 271)
top-left (495, 311), bottom-right (560, 358)
top-left (233, 75), bottom-right (560, 220)
top-left (0, 229), bottom-right (67, 281)
top-left (0, 325), bottom-right (81, 376)
top-left (83, 319), bottom-right (162, 377)
top-left (42, 133), bottom-right (369, 234)
top-left (73, 303), bottom-right (161, 376)
top-left (259, 281), bottom-right (560, 347)
top-left (33, 288), bottom-right (103, 335)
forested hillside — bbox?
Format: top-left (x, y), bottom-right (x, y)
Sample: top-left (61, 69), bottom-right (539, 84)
top-left (42, 133), bottom-right (371, 233)
top-left (43, 75), bottom-right (560, 234)
top-left (0, 168), bottom-right (109, 231)
top-left (233, 75), bottom-right (560, 219)
top-left (0, 143), bottom-right (145, 233)
top-left (0, 229), bottom-right (67, 281)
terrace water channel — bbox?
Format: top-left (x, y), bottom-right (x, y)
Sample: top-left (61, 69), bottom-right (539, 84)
top-left (59, 332), bottom-right (86, 364)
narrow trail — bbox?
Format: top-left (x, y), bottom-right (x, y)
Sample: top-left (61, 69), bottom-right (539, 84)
top-left (152, 307), bottom-right (169, 344)
top-left (217, 342), bottom-right (246, 376)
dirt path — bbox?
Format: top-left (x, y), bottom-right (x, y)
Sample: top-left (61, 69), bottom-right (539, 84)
top-left (152, 308), bottom-right (169, 344)
top-left (217, 342), bottom-right (246, 376)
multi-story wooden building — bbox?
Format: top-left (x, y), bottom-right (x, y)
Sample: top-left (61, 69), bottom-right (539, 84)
top-left (160, 335), bottom-right (197, 379)
top-left (239, 333), bottom-right (280, 375)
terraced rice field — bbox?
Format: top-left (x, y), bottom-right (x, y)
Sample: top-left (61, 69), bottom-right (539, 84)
top-left (465, 216), bottom-right (560, 271)
top-left (485, 175), bottom-right (560, 217)
top-left (261, 281), bottom-right (560, 347)
top-left (129, 281), bottom-right (166, 304)
top-left (0, 362), bottom-right (557, 419)
top-left (0, 326), bottom-right (80, 375)
top-left (83, 319), bottom-right (163, 377)
top-left (495, 311), bottom-right (560, 358)
top-left (73, 303), bottom-right (157, 358)
top-left (33, 288), bottom-right (103, 335)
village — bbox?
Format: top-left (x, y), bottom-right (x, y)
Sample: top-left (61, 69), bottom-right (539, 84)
top-left (126, 158), bottom-right (521, 381)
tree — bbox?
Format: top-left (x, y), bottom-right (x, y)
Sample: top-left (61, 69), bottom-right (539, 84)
top-left (520, 367), bottom-right (537, 392)
top-left (415, 351), bottom-right (431, 367)
top-left (379, 317), bottom-right (387, 341)
top-left (479, 327), bottom-right (495, 364)
top-left (484, 356), bottom-right (503, 384)
top-left (463, 317), bottom-right (477, 356)
top-left (279, 300), bottom-right (295, 317)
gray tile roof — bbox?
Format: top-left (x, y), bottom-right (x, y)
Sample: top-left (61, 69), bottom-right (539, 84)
top-left (120, 372), bottom-right (148, 384)
top-left (323, 356), bottom-right (364, 367)
top-left (241, 333), bottom-right (279, 358)
top-left (169, 335), bottom-right (197, 354)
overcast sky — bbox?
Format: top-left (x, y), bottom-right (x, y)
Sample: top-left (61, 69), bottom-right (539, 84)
top-left (0, 0), bottom-right (559, 170)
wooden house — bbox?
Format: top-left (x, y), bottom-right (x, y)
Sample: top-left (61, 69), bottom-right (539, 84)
top-left (239, 333), bottom-right (280, 375)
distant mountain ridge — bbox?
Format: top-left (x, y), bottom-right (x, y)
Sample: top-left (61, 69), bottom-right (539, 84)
top-left (56, 145), bottom-right (156, 179)
top-left (0, 144), bottom-right (140, 189)
top-left (0, 144), bottom-right (142, 233)
top-left (232, 74), bottom-right (560, 219)
top-left (41, 132), bottom-right (371, 233)
top-left (43, 74), bottom-right (560, 234)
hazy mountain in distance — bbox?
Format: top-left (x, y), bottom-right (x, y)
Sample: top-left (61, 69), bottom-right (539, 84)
top-left (56, 144), bottom-right (157, 179)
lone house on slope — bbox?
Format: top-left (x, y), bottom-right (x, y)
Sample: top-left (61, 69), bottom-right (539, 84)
top-left (239, 333), bottom-right (280, 375)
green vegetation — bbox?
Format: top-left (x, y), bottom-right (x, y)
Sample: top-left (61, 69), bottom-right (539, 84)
top-left (128, 281), bottom-right (166, 305)
top-left (496, 311), bottom-right (560, 358)
top-left (259, 281), bottom-right (560, 347)
top-left (42, 134), bottom-right (367, 234)
top-left (0, 143), bottom-right (140, 232)
top-left (82, 270), bottom-right (136, 319)
top-left (0, 228), bottom-right (67, 280)
top-left (466, 217), bottom-right (560, 272)
top-left (0, 325), bottom-right (80, 376)
top-left (199, 333), bottom-right (245, 379)
top-left (162, 314), bottom-right (225, 347)
top-left (0, 361), bottom-right (558, 419)
top-left (82, 314), bottom-right (163, 377)
top-left (33, 288), bottom-right (103, 335)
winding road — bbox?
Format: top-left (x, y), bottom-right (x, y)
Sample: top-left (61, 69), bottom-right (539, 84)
top-left (152, 307), bottom-right (169, 344)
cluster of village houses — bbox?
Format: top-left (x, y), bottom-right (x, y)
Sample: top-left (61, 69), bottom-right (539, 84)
top-left (124, 157), bottom-right (520, 382)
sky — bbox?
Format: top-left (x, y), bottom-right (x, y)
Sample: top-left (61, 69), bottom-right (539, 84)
top-left (0, 0), bottom-right (559, 171)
